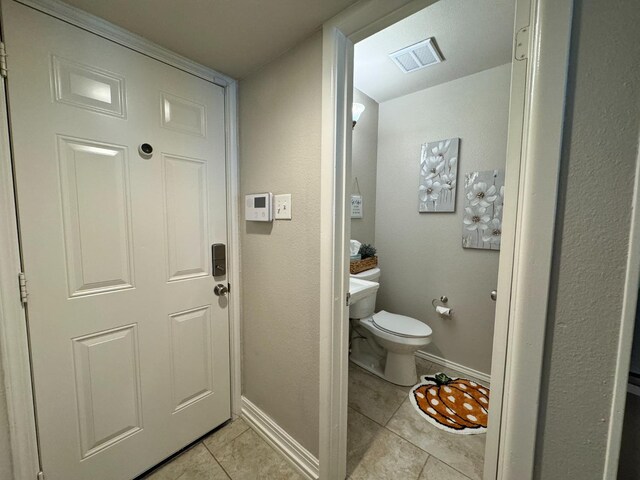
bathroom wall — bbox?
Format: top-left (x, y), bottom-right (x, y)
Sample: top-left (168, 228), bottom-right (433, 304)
top-left (350, 89), bottom-right (379, 246)
top-left (534, 0), bottom-right (640, 477)
top-left (238, 31), bottom-right (322, 457)
top-left (374, 63), bottom-right (511, 375)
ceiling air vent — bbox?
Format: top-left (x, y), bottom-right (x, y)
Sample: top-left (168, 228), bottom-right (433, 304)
top-left (389, 37), bottom-right (444, 73)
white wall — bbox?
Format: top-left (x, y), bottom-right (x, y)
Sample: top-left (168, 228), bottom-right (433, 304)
top-left (350, 89), bottom-right (379, 246)
top-left (238, 31), bottom-right (322, 457)
top-left (374, 64), bottom-right (511, 374)
top-left (534, 0), bottom-right (640, 476)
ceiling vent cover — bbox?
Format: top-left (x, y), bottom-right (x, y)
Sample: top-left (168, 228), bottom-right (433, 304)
top-left (389, 37), bottom-right (444, 73)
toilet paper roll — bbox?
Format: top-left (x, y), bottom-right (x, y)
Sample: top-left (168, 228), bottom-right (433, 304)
top-left (436, 305), bottom-right (452, 317)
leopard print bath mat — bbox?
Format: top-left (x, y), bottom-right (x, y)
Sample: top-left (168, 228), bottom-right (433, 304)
top-left (410, 373), bottom-right (490, 434)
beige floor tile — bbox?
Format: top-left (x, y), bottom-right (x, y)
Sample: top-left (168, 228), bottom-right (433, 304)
top-left (347, 408), bottom-right (383, 477)
top-left (386, 398), bottom-right (485, 480)
top-left (144, 443), bottom-right (229, 480)
top-left (203, 418), bottom-right (250, 455)
top-left (349, 427), bottom-right (429, 480)
top-left (416, 357), bottom-right (436, 378)
top-left (348, 363), bottom-right (407, 425)
top-left (213, 429), bottom-right (303, 480)
top-left (419, 456), bottom-right (472, 480)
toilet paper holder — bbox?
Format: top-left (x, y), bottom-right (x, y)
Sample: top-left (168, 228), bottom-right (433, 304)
top-left (432, 296), bottom-right (453, 317)
top-left (431, 296), bottom-right (448, 308)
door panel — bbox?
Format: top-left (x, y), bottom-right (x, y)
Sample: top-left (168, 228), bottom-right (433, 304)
top-left (160, 92), bottom-right (206, 137)
top-left (2, 1), bottom-right (230, 478)
top-left (169, 305), bottom-right (214, 412)
top-left (72, 324), bottom-right (143, 459)
top-left (163, 154), bottom-right (209, 282)
top-left (57, 136), bottom-right (135, 296)
top-left (52, 55), bottom-right (127, 118)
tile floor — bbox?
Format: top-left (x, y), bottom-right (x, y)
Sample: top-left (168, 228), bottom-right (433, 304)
top-left (142, 419), bottom-right (304, 480)
top-left (347, 358), bottom-right (487, 480)
top-left (141, 357), bottom-right (487, 480)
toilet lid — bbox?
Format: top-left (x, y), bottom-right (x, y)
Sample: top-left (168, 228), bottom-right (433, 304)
top-left (372, 311), bottom-right (432, 338)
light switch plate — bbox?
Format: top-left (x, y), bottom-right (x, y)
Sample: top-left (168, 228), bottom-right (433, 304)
top-left (274, 194), bottom-right (292, 220)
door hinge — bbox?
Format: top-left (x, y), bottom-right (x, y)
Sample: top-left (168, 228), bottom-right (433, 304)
top-left (37, 471), bottom-right (45, 480)
top-left (346, 292), bottom-right (351, 307)
top-left (0, 42), bottom-right (7, 78)
top-left (514, 26), bottom-right (529, 61)
top-left (18, 272), bottom-right (28, 305)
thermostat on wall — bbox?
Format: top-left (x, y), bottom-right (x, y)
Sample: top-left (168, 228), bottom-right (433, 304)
top-left (245, 193), bottom-right (273, 221)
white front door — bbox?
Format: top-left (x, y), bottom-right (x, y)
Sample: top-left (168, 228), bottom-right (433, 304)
top-left (3, 1), bottom-right (230, 478)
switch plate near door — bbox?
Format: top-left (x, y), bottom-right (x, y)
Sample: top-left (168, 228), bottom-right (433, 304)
top-left (274, 194), bottom-right (292, 220)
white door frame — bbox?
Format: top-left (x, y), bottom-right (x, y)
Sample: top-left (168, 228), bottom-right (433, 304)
top-left (318, 0), bottom-right (574, 479)
top-left (0, 1), bottom-right (242, 479)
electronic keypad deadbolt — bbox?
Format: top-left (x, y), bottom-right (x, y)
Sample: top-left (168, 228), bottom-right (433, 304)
top-left (212, 243), bottom-right (226, 277)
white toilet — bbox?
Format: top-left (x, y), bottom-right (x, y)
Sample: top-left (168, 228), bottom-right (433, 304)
top-left (349, 267), bottom-right (432, 386)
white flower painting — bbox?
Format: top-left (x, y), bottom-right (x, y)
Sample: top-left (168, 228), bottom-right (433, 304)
top-left (418, 138), bottom-right (459, 212)
top-left (462, 170), bottom-right (505, 250)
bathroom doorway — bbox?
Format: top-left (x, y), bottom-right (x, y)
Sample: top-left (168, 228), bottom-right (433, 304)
top-left (345, 1), bottom-right (511, 477)
top-left (318, 0), bottom-right (573, 478)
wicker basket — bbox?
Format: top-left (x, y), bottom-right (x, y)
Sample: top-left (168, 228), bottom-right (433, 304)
top-left (350, 256), bottom-right (378, 275)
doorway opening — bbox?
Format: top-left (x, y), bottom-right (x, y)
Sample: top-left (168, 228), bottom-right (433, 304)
top-left (345, 1), bottom-right (512, 477)
top-left (318, 0), bottom-right (574, 478)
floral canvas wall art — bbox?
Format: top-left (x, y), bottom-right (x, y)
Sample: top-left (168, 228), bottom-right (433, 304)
top-left (462, 170), bottom-right (505, 250)
top-left (418, 138), bottom-right (459, 212)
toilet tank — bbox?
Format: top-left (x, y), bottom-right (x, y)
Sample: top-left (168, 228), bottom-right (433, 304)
top-left (349, 268), bottom-right (381, 318)
top-left (349, 289), bottom-right (377, 319)
top-left (351, 267), bottom-right (381, 282)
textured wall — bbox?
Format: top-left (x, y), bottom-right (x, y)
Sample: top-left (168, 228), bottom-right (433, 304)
top-left (374, 64), bottom-right (511, 374)
top-left (238, 32), bottom-right (322, 456)
top-left (534, 0), bottom-right (640, 477)
top-left (350, 89), bottom-right (379, 246)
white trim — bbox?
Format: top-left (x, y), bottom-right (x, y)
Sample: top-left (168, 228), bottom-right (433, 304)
top-left (241, 396), bottom-right (319, 480)
top-left (13, 0), bottom-right (233, 87)
top-left (603, 131), bottom-right (640, 479)
top-left (224, 80), bottom-right (243, 417)
top-left (0, 77), bottom-right (40, 480)
top-left (484, 0), bottom-right (533, 475)
top-left (490, 2), bottom-right (573, 478)
top-left (319, 24), bottom-right (350, 480)
top-left (319, 0), bottom-right (573, 479)
top-left (0, 1), bottom-right (241, 477)
top-left (415, 351), bottom-right (491, 385)
top-left (320, 5), bottom-right (438, 478)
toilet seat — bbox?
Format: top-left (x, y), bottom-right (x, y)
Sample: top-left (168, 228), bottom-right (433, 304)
top-left (372, 310), bottom-right (432, 338)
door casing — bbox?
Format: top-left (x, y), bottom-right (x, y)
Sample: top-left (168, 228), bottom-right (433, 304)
top-left (0, 0), bottom-right (241, 478)
top-left (318, 0), bottom-right (574, 479)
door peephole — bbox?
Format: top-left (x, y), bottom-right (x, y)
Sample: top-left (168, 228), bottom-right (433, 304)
top-left (138, 143), bottom-right (153, 159)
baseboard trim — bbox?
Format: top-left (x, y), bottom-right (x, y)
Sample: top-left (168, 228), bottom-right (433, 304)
top-left (241, 396), bottom-right (319, 480)
top-left (416, 350), bottom-right (491, 384)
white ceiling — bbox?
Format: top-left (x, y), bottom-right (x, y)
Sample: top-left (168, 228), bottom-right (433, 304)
top-left (354, 0), bottom-right (516, 103)
top-left (62, 0), bottom-right (361, 79)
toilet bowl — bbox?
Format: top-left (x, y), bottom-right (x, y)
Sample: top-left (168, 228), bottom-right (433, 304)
top-left (348, 268), bottom-right (433, 386)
